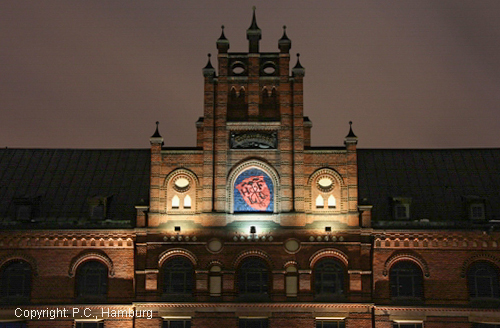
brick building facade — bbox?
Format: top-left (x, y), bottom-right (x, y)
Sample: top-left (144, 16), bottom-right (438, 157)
top-left (1, 10), bottom-right (500, 328)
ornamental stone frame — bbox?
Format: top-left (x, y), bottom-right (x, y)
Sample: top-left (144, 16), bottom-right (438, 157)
top-left (226, 159), bottom-right (280, 214)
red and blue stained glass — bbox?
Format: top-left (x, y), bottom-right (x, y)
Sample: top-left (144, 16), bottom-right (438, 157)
top-left (234, 168), bottom-right (273, 212)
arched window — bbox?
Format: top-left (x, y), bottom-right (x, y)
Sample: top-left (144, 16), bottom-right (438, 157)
top-left (238, 258), bottom-right (269, 295)
top-left (315, 195), bottom-right (324, 209)
top-left (209, 265), bottom-right (222, 297)
top-left (162, 257), bottom-right (193, 295)
top-left (390, 261), bottom-right (423, 298)
top-left (314, 259), bottom-right (344, 296)
top-left (228, 87), bottom-right (248, 121)
top-left (76, 261), bottom-right (107, 299)
top-left (468, 261), bottom-right (499, 299)
top-left (183, 195), bottom-right (191, 209)
top-left (172, 195), bottom-right (180, 209)
top-left (0, 260), bottom-right (31, 301)
top-left (328, 195), bottom-right (336, 208)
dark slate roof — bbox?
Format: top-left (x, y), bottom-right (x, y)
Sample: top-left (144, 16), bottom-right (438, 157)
top-left (0, 149), bottom-right (150, 228)
top-left (358, 149), bottom-right (500, 227)
top-left (1, 147), bottom-right (499, 229)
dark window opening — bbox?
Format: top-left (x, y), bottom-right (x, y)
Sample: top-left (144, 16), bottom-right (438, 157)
top-left (316, 320), bottom-right (345, 328)
top-left (76, 261), bottom-right (107, 299)
top-left (163, 320), bottom-right (191, 328)
top-left (75, 323), bottom-right (104, 328)
top-left (468, 261), bottom-right (499, 299)
top-left (0, 260), bottom-right (31, 302)
top-left (238, 258), bottom-right (269, 295)
top-left (392, 324), bottom-right (423, 328)
top-left (260, 88), bottom-right (279, 121)
top-left (390, 261), bottom-right (423, 299)
top-left (0, 323), bottom-right (28, 328)
top-left (314, 259), bottom-right (344, 296)
top-left (162, 257), bottom-right (193, 295)
top-left (239, 319), bottom-right (268, 328)
top-left (228, 87), bottom-right (248, 121)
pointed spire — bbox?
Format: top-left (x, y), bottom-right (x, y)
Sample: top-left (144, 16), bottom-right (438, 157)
top-left (247, 6), bottom-right (262, 53)
top-left (150, 121), bottom-right (164, 145)
top-left (203, 53), bottom-right (216, 77)
top-left (216, 25), bottom-right (230, 53)
top-left (346, 121), bottom-right (357, 138)
top-left (345, 121), bottom-right (358, 146)
top-left (249, 6), bottom-right (260, 30)
top-left (278, 25), bottom-right (291, 53)
top-left (151, 121), bottom-right (161, 138)
top-left (292, 53), bottom-right (305, 76)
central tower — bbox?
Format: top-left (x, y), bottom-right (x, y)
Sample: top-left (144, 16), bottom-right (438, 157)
top-left (199, 8), bottom-right (310, 215)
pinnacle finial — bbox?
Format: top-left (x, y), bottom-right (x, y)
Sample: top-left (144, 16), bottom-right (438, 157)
top-left (247, 6), bottom-right (261, 53)
top-left (279, 25), bottom-right (291, 53)
top-left (203, 53), bottom-right (215, 76)
top-left (346, 121), bottom-right (357, 139)
top-left (151, 121), bottom-right (162, 138)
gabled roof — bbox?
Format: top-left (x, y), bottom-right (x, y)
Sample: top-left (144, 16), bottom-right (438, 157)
top-left (0, 148), bottom-right (150, 228)
top-left (357, 148), bottom-right (500, 226)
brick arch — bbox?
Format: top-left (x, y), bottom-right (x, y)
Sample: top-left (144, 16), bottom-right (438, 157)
top-left (460, 253), bottom-right (500, 278)
top-left (307, 167), bottom-right (345, 187)
top-left (307, 167), bottom-right (345, 213)
top-left (164, 168), bottom-right (200, 188)
top-left (163, 168), bottom-right (200, 213)
top-left (226, 159), bottom-right (280, 214)
top-left (68, 251), bottom-right (114, 277)
top-left (283, 260), bottom-right (298, 269)
top-left (233, 249), bottom-right (274, 270)
top-left (207, 260), bottom-right (224, 270)
top-left (158, 248), bottom-right (198, 268)
top-left (383, 251), bottom-right (430, 278)
top-left (0, 252), bottom-right (38, 276)
top-left (309, 248), bottom-right (349, 269)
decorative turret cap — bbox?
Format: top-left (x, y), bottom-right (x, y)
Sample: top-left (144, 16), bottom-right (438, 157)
top-left (278, 25), bottom-right (291, 53)
top-left (150, 121), bottom-right (164, 145)
top-left (344, 121), bottom-right (358, 145)
top-left (292, 53), bottom-right (305, 76)
top-left (216, 25), bottom-right (230, 53)
top-left (202, 54), bottom-right (216, 77)
top-left (247, 7), bottom-right (262, 53)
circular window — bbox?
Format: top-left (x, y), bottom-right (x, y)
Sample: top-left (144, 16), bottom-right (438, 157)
top-left (317, 176), bottom-right (334, 192)
top-left (284, 239), bottom-right (301, 254)
top-left (263, 66), bottom-right (275, 74)
top-left (262, 61), bottom-right (277, 75)
top-left (207, 239), bottom-right (223, 253)
top-left (173, 177), bottom-right (190, 192)
top-left (231, 62), bottom-right (246, 75)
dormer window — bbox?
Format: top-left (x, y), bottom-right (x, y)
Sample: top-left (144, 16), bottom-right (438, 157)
top-left (470, 203), bottom-right (485, 220)
top-left (13, 197), bottom-right (39, 222)
top-left (464, 196), bottom-right (486, 221)
top-left (88, 196), bottom-right (107, 220)
top-left (16, 204), bottom-right (32, 221)
top-left (392, 197), bottom-right (411, 220)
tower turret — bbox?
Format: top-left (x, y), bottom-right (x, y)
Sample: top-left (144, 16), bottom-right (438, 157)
top-left (216, 25), bottom-right (230, 54)
top-left (278, 25), bottom-right (291, 53)
top-left (246, 7), bottom-right (261, 53)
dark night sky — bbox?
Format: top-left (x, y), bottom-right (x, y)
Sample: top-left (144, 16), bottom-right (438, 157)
top-left (1, 1), bottom-right (499, 149)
